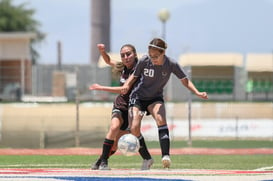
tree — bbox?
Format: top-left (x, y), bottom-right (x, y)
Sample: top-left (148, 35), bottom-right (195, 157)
top-left (0, 0), bottom-right (45, 64)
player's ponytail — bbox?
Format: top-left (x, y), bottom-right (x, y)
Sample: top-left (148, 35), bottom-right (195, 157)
top-left (113, 61), bottom-right (125, 74)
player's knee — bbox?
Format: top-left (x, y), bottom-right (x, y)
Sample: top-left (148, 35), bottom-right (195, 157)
top-left (110, 123), bottom-right (121, 131)
top-left (156, 118), bottom-right (167, 126)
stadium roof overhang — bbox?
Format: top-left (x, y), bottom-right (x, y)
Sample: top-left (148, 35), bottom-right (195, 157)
top-left (246, 54), bottom-right (273, 72)
top-left (178, 53), bottom-right (244, 67)
top-left (0, 32), bottom-right (36, 40)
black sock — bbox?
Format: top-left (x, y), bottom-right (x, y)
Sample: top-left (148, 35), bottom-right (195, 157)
top-left (101, 138), bottom-right (114, 161)
top-left (158, 125), bottom-right (170, 156)
top-left (138, 135), bottom-right (152, 160)
top-left (109, 150), bottom-right (116, 156)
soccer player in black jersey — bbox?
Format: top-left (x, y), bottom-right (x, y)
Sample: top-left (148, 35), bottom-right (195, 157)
top-left (89, 44), bottom-right (153, 170)
top-left (122, 38), bottom-right (208, 168)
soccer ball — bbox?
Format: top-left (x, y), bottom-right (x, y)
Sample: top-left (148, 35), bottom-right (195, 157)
top-left (118, 134), bottom-right (140, 156)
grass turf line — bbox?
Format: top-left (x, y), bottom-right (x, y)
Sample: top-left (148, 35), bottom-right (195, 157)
top-left (0, 155), bottom-right (272, 170)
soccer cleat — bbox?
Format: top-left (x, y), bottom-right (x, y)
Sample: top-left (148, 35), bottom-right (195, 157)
top-left (141, 158), bottom-right (154, 170)
top-left (162, 155), bottom-right (171, 168)
top-left (99, 160), bottom-right (111, 170)
top-left (91, 158), bottom-right (101, 170)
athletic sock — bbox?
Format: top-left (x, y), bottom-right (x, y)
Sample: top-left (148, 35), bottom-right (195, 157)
top-left (138, 135), bottom-right (152, 160)
top-left (158, 125), bottom-right (170, 156)
top-left (101, 138), bottom-right (114, 161)
top-left (109, 150), bottom-right (116, 156)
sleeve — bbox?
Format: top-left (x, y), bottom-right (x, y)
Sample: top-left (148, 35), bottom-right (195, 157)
top-left (172, 61), bottom-right (187, 79)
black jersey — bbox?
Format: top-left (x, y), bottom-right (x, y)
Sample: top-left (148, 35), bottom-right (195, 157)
top-left (113, 62), bottom-right (137, 111)
top-left (130, 55), bottom-right (187, 100)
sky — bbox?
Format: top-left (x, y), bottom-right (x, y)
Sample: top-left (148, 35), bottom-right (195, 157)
top-left (13, 0), bottom-right (273, 64)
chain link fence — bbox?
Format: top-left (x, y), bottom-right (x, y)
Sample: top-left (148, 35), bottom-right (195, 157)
top-left (0, 63), bottom-right (272, 102)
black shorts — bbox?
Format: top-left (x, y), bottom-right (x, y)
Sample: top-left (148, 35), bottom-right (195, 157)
top-left (129, 97), bottom-right (164, 116)
top-left (112, 108), bottom-right (129, 131)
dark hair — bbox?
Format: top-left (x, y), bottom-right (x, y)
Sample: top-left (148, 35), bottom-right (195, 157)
top-left (148, 38), bottom-right (167, 53)
top-left (113, 44), bottom-right (138, 74)
top-left (120, 44), bottom-right (137, 56)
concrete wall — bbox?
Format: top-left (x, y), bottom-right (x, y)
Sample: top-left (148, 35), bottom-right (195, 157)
top-left (0, 102), bottom-right (272, 148)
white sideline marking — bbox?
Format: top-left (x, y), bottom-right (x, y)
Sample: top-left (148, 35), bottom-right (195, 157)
top-left (254, 166), bottom-right (273, 171)
top-left (0, 164), bottom-right (87, 168)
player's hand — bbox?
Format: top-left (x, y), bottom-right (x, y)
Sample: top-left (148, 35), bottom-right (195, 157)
top-left (89, 83), bottom-right (102, 90)
top-left (198, 92), bottom-right (208, 99)
top-left (97, 44), bottom-right (105, 52)
top-left (121, 85), bottom-right (129, 95)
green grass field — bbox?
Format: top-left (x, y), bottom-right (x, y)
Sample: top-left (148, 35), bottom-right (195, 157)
top-left (152, 140), bottom-right (273, 148)
top-left (0, 155), bottom-right (272, 170)
top-left (0, 140), bottom-right (272, 170)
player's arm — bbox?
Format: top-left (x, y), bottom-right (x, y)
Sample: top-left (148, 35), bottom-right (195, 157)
top-left (181, 78), bottom-right (208, 99)
top-left (97, 44), bottom-right (116, 67)
top-left (121, 74), bottom-right (138, 94)
top-left (89, 83), bottom-right (123, 94)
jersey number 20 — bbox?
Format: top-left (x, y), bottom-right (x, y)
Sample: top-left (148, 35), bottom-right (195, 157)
top-left (144, 68), bottom-right (154, 77)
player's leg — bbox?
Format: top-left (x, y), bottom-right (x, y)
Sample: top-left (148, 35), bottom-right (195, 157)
top-left (99, 112), bottom-right (124, 170)
top-left (109, 109), bottom-right (131, 156)
top-left (148, 101), bottom-right (171, 168)
top-left (129, 105), bottom-right (153, 170)
top-left (129, 103), bottom-right (144, 137)
top-left (112, 109), bottom-right (131, 152)
top-left (138, 134), bottom-right (154, 170)
top-left (91, 110), bottom-right (122, 170)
